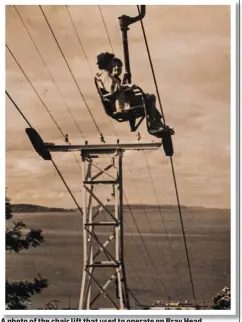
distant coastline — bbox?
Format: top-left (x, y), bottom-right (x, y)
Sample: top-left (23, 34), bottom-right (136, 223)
top-left (11, 203), bottom-right (230, 213)
top-left (11, 203), bottom-right (75, 213)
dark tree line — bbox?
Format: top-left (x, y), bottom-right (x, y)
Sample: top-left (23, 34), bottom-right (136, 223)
top-left (5, 195), bottom-right (48, 309)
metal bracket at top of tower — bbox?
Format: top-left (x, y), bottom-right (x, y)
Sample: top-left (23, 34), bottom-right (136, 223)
top-left (25, 127), bottom-right (163, 161)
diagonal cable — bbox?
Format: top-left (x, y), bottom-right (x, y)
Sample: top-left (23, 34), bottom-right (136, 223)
top-left (169, 156), bottom-right (196, 302)
top-left (125, 162), bottom-right (170, 274)
top-left (6, 88), bottom-right (149, 302)
top-left (6, 90), bottom-right (32, 127)
top-left (143, 150), bottom-right (184, 291)
top-left (6, 44), bottom-right (82, 170)
top-left (39, 5), bottom-right (104, 141)
top-left (65, 5), bottom-right (95, 75)
top-left (6, 90), bottom-right (83, 215)
top-left (67, 6), bottom-right (122, 139)
top-left (7, 89), bottom-right (147, 297)
top-left (51, 160), bottom-right (83, 215)
top-left (123, 196), bottom-right (169, 297)
top-left (14, 5), bottom-right (85, 140)
top-left (137, 5), bottom-right (196, 303)
top-left (98, 5), bottom-right (114, 53)
top-left (93, 11), bottom-right (158, 290)
top-left (6, 44), bottom-right (66, 139)
top-left (137, 5), bottom-right (166, 124)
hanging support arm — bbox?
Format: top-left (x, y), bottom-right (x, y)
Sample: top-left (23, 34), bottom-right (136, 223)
top-left (118, 5), bottom-right (146, 84)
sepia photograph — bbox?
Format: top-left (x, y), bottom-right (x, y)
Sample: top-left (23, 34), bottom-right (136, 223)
top-left (5, 3), bottom-right (234, 311)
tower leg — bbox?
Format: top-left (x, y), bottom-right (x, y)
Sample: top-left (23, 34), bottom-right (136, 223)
top-left (79, 152), bottom-right (130, 309)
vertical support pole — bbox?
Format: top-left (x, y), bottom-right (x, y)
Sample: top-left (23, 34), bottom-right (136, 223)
top-left (119, 26), bottom-right (131, 84)
top-left (114, 157), bottom-right (124, 309)
top-left (79, 158), bottom-right (87, 309)
top-left (118, 22), bottom-right (136, 131)
top-left (85, 161), bottom-right (93, 309)
top-left (80, 159), bottom-right (94, 309)
top-left (118, 152), bottom-right (130, 309)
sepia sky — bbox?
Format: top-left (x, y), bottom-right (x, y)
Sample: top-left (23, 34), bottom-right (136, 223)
top-left (5, 5), bottom-right (231, 209)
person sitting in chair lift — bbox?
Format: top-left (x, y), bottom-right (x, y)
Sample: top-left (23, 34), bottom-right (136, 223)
top-left (95, 52), bottom-right (172, 136)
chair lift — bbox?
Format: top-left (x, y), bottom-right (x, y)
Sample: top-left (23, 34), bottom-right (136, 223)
top-left (95, 5), bottom-right (174, 156)
top-left (94, 77), bottom-right (146, 132)
top-left (95, 6), bottom-right (147, 133)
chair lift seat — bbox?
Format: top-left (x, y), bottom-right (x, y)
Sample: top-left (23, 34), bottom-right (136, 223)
top-left (95, 76), bottom-right (174, 149)
top-left (112, 105), bottom-right (145, 121)
top-left (95, 76), bottom-right (146, 129)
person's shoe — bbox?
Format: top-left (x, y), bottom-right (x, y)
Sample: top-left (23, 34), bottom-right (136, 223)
top-left (149, 127), bottom-right (165, 135)
top-left (149, 125), bottom-right (174, 138)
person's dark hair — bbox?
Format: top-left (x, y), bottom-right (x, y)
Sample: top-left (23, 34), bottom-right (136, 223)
top-left (97, 52), bottom-right (115, 70)
top-left (112, 57), bottom-right (123, 67)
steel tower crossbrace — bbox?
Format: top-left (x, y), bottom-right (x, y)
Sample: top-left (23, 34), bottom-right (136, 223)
top-left (25, 127), bottom-right (163, 309)
top-left (79, 149), bottom-right (129, 309)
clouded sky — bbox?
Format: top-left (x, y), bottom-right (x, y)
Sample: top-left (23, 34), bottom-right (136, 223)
top-left (6, 5), bottom-right (231, 209)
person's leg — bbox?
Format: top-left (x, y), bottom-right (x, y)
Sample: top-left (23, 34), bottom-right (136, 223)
top-left (145, 94), bottom-right (165, 129)
top-left (145, 94), bottom-right (174, 138)
top-left (114, 91), bottom-right (130, 113)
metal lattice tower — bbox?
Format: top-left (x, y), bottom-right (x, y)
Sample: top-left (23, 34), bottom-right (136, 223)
top-left (24, 127), bottom-right (164, 310)
top-left (79, 150), bottom-right (129, 309)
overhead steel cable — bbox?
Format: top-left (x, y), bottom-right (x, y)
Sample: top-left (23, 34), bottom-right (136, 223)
top-left (137, 5), bottom-right (196, 303)
top-left (51, 160), bottom-right (83, 215)
top-left (123, 197), bottom-right (169, 297)
top-left (65, 5), bottom-right (94, 75)
top-left (66, 5), bottom-right (119, 137)
top-left (98, 5), bottom-right (114, 53)
top-left (127, 288), bottom-right (143, 308)
top-left (7, 87), bottom-right (147, 302)
top-left (142, 150), bottom-right (184, 291)
top-left (96, 10), bottom-right (141, 140)
top-left (170, 156), bottom-right (196, 302)
top-left (105, 154), bottom-right (162, 295)
top-left (59, 4), bottom-right (147, 290)
top-left (124, 165), bottom-right (169, 296)
top-left (6, 90), bottom-right (32, 128)
top-left (123, 214), bottom-right (162, 297)
top-left (6, 90), bottom-right (83, 215)
top-left (137, 6), bottom-right (166, 124)
top-left (125, 163), bottom-right (170, 275)
top-left (102, 158), bottom-right (162, 295)
top-left (90, 161), bottom-right (148, 299)
top-left (97, 158), bottom-right (154, 293)
top-left (8, 85), bottom-right (154, 303)
top-left (13, 5), bottom-right (85, 141)
top-left (96, 7), bottom-right (128, 137)
top-left (95, 18), bottom-right (164, 294)
top-left (6, 44), bottom-right (66, 140)
top-left (122, 175), bottom-right (160, 295)
top-left (39, 5), bottom-right (105, 143)
top-left (6, 44), bottom-right (82, 171)
top-left (96, 9), bottom-right (181, 299)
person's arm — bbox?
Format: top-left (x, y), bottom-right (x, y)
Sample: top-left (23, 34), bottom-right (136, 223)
top-left (102, 73), bottom-right (114, 94)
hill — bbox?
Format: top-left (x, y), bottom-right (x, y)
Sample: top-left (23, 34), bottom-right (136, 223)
top-left (11, 203), bottom-right (230, 213)
top-left (11, 203), bottom-right (75, 213)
